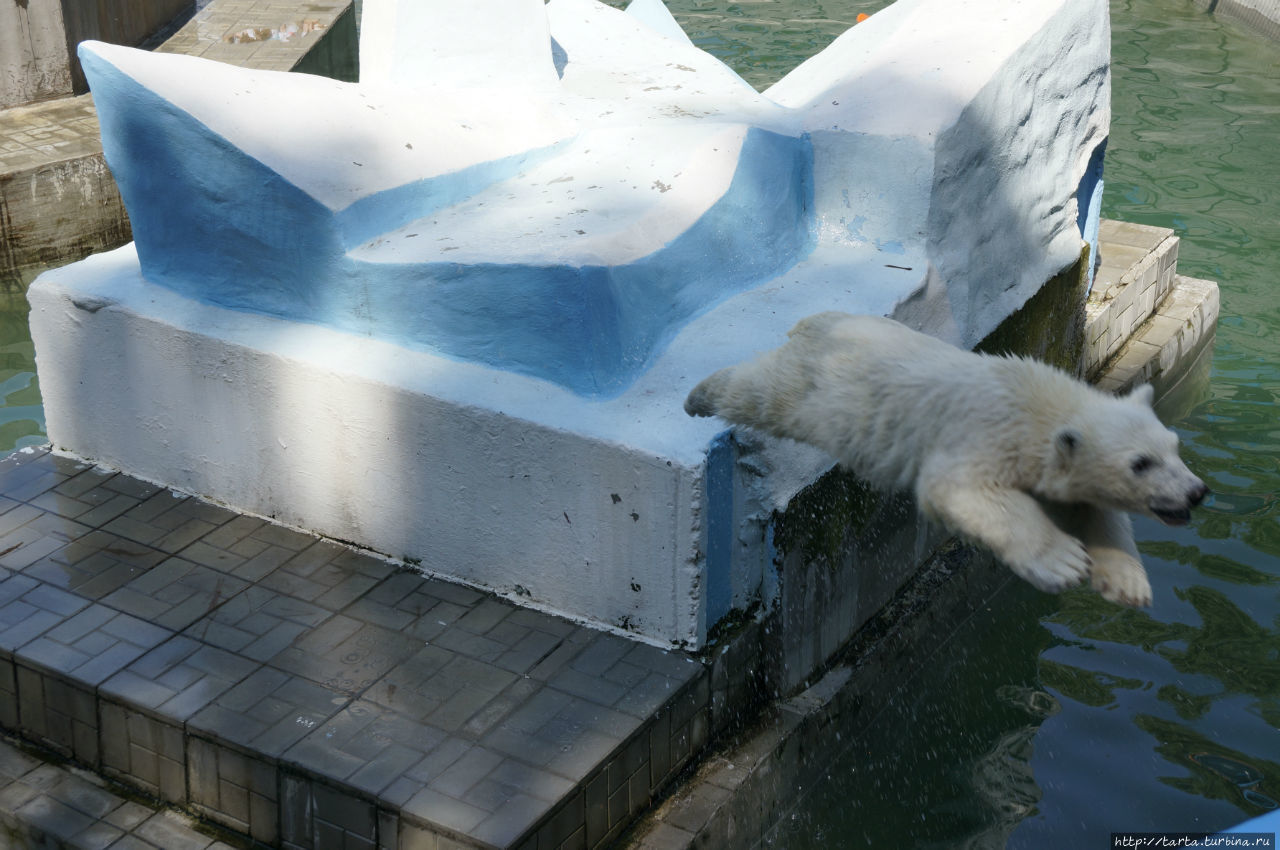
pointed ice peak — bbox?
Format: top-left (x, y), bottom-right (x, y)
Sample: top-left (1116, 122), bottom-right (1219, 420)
top-left (625, 0), bottom-right (695, 46)
top-left (359, 0), bottom-right (560, 89)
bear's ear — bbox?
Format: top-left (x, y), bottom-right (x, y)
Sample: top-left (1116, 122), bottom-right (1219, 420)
top-left (1127, 383), bottom-right (1155, 407)
top-left (1053, 427), bottom-right (1081, 466)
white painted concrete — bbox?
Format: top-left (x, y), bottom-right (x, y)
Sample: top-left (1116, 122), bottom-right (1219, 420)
top-left (38, 0), bottom-right (1113, 646)
top-left (79, 42), bottom-right (577, 213)
top-left (359, 0), bottom-right (561, 90)
top-left (767, 0), bottom-right (1111, 346)
top-left (352, 123), bottom-right (749, 266)
top-left (30, 243), bottom-right (857, 647)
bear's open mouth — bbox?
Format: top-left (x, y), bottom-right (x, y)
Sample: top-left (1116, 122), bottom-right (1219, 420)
top-left (1153, 506), bottom-right (1192, 526)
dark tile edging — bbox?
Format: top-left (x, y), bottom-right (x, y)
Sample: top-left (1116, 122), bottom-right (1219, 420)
top-left (619, 544), bottom-right (1014, 850)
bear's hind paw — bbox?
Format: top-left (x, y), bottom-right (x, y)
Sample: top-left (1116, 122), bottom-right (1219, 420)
top-left (684, 370), bottom-right (729, 418)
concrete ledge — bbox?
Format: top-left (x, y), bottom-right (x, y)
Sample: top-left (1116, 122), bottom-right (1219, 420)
top-left (1191, 0), bottom-right (1280, 41)
top-left (1085, 220), bottom-right (1220, 399)
top-left (0, 732), bottom-right (243, 850)
top-left (156, 0), bottom-right (356, 78)
top-left (0, 96), bottom-right (130, 292)
top-left (1085, 219), bottom-right (1180, 376)
top-left (1094, 274), bottom-right (1220, 396)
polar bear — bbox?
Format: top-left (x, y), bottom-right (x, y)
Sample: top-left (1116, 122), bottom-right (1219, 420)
top-left (684, 312), bottom-right (1208, 606)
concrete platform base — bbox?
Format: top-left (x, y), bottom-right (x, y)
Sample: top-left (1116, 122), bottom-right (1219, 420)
top-left (0, 96), bottom-right (130, 292)
top-left (29, 239), bottom-right (916, 651)
top-left (1093, 274), bottom-right (1220, 397)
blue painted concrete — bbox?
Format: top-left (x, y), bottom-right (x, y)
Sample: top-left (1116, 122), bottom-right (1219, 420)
top-left (1077, 139), bottom-right (1107, 294)
top-left (704, 431), bottom-right (735, 628)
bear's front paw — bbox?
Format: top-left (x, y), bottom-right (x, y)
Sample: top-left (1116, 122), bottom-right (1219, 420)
top-left (1090, 551), bottom-right (1153, 607)
top-left (1012, 534), bottom-right (1091, 594)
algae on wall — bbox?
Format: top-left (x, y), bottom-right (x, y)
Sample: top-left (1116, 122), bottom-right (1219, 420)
top-left (975, 243), bottom-right (1092, 373)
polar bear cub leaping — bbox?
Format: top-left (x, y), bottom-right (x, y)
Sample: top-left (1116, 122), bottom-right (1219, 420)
top-left (684, 312), bottom-right (1208, 606)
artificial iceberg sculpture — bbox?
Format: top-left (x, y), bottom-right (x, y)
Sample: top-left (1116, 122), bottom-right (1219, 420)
top-left (78, 0), bottom-right (1106, 398)
top-left (80, 0), bottom-right (815, 397)
top-left (36, 0), bottom-right (1111, 647)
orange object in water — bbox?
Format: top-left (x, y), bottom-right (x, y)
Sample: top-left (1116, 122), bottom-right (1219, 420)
top-left (856, 13), bottom-right (870, 22)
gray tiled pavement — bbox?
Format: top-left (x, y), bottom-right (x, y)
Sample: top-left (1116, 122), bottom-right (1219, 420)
top-left (0, 731), bottom-right (241, 850)
top-left (3, 2), bottom-right (708, 843)
top-left (0, 447), bottom-right (706, 849)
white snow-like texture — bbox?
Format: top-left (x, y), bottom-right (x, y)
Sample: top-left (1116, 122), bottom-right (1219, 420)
top-left (78, 0), bottom-right (1109, 398)
top-left (686, 313), bottom-right (1210, 607)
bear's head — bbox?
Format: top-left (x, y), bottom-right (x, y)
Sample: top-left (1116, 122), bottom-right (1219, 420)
top-left (1041, 384), bottom-right (1209, 524)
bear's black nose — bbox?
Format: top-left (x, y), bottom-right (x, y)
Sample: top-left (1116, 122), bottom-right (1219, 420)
top-left (1188, 482), bottom-right (1209, 507)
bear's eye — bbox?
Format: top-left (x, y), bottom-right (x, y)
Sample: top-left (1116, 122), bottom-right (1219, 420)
top-left (1130, 455), bottom-right (1157, 475)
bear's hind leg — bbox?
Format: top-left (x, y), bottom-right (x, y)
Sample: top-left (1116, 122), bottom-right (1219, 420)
top-left (684, 368), bottom-right (733, 418)
top-left (918, 470), bottom-right (1091, 593)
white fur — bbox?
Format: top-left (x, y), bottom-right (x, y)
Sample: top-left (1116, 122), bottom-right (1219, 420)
top-left (685, 312), bottom-right (1207, 605)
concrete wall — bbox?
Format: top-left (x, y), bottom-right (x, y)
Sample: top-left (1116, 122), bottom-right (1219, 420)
top-left (0, 151), bottom-right (130, 292)
top-left (1193, 0), bottom-right (1280, 40)
top-left (291, 4), bottom-right (359, 82)
top-left (0, 0), bottom-right (192, 109)
top-left (61, 0), bottom-right (194, 91)
top-left (1, 0), bottom-right (74, 109)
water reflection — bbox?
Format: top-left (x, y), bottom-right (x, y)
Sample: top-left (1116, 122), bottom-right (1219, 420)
top-left (1142, 717), bottom-right (1280, 813)
top-left (223, 20), bottom-right (328, 44)
top-left (1049, 583), bottom-right (1280, 713)
top-left (1188, 752), bottom-right (1278, 810)
top-left (959, 725), bottom-right (1042, 849)
top-left (762, 572), bottom-right (1061, 850)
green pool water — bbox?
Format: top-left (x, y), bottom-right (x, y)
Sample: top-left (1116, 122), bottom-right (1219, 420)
top-left (5, 1), bottom-right (1278, 845)
top-left (0, 292), bottom-right (44, 454)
